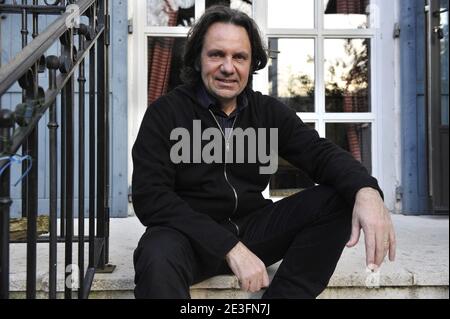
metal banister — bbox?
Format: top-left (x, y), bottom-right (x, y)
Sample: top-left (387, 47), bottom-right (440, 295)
top-left (0, 0), bottom-right (111, 299)
top-left (0, 0), bottom-right (96, 95)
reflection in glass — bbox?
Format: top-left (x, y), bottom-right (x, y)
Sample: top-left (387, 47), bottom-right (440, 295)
top-left (147, 0), bottom-right (195, 27)
top-left (324, 0), bottom-right (370, 29)
top-left (325, 39), bottom-right (370, 113)
top-left (440, 2), bottom-right (449, 125)
top-left (326, 123), bottom-right (372, 173)
top-left (268, 0), bottom-right (314, 29)
top-left (148, 37), bottom-right (186, 106)
top-left (269, 38), bottom-right (315, 112)
top-left (270, 123), bottom-right (316, 195)
top-left (206, 0), bottom-right (252, 16)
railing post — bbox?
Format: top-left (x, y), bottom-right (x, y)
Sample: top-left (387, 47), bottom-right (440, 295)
top-left (46, 55), bottom-right (60, 299)
top-left (18, 1), bottom-right (40, 300)
top-left (20, 1), bottom-right (29, 220)
top-left (77, 23), bottom-right (90, 299)
top-left (60, 28), bottom-right (75, 300)
top-left (0, 109), bottom-right (14, 300)
top-left (88, 2), bottom-right (97, 274)
top-left (97, 0), bottom-right (107, 270)
top-left (103, 0), bottom-right (111, 267)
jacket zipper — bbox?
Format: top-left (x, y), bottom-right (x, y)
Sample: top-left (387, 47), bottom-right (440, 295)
top-left (208, 110), bottom-right (240, 236)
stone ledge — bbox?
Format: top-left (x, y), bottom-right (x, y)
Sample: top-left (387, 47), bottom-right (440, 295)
top-left (7, 215), bottom-right (449, 298)
top-left (9, 261), bottom-right (449, 295)
top-left (9, 286), bottom-right (449, 300)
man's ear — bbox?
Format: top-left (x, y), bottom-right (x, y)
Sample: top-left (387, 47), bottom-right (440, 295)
top-left (194, 58), bottom-right (201, 72)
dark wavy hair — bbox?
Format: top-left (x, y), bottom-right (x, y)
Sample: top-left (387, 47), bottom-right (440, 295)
top-left (180, 5), bottom-right (268, 88)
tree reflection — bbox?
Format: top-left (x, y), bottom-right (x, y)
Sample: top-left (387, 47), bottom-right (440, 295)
top-left (284, 39), bottom-right (369, 113)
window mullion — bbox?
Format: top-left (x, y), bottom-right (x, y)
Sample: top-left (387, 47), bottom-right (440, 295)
top-left (195, 0), bottom-right (206, 20)
top-left (254, 0), bottom-right (268, 29)
top-left (317, 0), bottom-right (324, 31)
top-left (317, 0), bottom-right (325, 138)
top-left (260, 0), bottom-right (270, 202)
top-left (253, 0), bottom-right (269, 95)
top-left (316, 36), bottom-right (326, 138)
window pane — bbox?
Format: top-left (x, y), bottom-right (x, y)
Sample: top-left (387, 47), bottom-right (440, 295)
top-left (324, 0), bottom-right (370, 29)
top-left (270, 123), bottom-right (316, 196)
top-left (325, 39), bottom-right (371, 113)
top-left (269, 38), bottom-right (315, 112)
top-left (147, 0), bottom-right (195, 27)
top-left (326, 123), bottom-right (372, 173)
top-left (148, 37), bottom-right (186, 106)
top-left (268, 0), bottom-right (314, 29)
top-left (206, 0), bottom-right (252, 16)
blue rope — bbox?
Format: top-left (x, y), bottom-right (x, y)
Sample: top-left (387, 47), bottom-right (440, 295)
top-left (0, 155), bottom-right (33, 187)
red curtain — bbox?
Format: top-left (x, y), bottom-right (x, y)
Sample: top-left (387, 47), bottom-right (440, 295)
top-left (343, 94), bottom-right (361, 162)
top-left (325, 0), bottom-right (369, 14)
top-left (335, 0), bottom-right (368, 14)
top-left (148, 1), bottom-right (178, 105)
top-left (339, 0), bottom-right (369, 162)
top-left (342, 91), bottom-right (369, 162)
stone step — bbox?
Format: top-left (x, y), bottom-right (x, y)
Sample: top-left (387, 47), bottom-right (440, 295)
top-left (8, 215), bottom-right (449, 299)
top-left (10, 271), bottom-right (449, 299)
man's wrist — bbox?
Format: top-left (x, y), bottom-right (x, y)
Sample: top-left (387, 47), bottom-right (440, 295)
top-left (226, 241), bottom-right (242, 262)
top-left (356, 187), bottom-right (381, 200)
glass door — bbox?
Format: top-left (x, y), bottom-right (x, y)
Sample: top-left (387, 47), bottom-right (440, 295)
top-left (426, 0), bottom-right (449, 213)
top-left (253, 0), bottom-right (379, 199)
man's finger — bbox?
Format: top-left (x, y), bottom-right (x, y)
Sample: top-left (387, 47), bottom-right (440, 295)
top-left (240, 279), bottom-right (250, 292)
top-left (249, 277), bottom-right (260, 293)
top-left (262, 270), bottom-right (270, 288)
top-left (365, 231), bottom-right (376, 266)
top-left (346, 217), bottom-right (361, 247)
top-left (389, 225), bottom-right (396, 261)
top-left (374, 231), bottom-right (386, 266)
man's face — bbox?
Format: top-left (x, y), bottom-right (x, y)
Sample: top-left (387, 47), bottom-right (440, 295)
top-left (200, 22), bottom-right (252, 108)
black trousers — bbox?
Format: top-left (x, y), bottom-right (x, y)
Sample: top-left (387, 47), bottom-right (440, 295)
top-left (133, 185), bottom-right (352, 299)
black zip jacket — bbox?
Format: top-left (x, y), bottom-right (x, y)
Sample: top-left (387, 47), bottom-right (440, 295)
top-left (132, 84), bottom-right (383, 259)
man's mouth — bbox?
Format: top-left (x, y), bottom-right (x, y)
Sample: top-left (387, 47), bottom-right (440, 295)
top-left (216, 78), bottom-right (237, 84)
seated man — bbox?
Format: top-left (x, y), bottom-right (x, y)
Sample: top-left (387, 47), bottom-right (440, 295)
top-left (132, 5), bottom-right (396, 299)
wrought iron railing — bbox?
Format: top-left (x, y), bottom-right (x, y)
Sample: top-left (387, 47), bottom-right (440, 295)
top-left (0, 0), bottom-right (111, 299)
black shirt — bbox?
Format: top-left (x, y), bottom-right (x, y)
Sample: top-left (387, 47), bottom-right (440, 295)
top-left (196, 83), bottom-right (248, 134)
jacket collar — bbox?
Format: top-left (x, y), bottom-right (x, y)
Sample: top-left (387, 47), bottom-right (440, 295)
top-left (195, 82), bottom-right (248, 113)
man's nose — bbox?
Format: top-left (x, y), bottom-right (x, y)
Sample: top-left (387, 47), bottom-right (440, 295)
top-left (220, 57), bottom-right (234, 75)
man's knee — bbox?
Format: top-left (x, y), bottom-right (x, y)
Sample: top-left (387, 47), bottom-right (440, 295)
top-left (134, 227), bottom-right (195, 288)
top-left (312, 186), bottom-right (353, 241)
top-left (289, 185), bottom-right (351, 216)
top-left (290, 186), bottom-right (352, 239)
